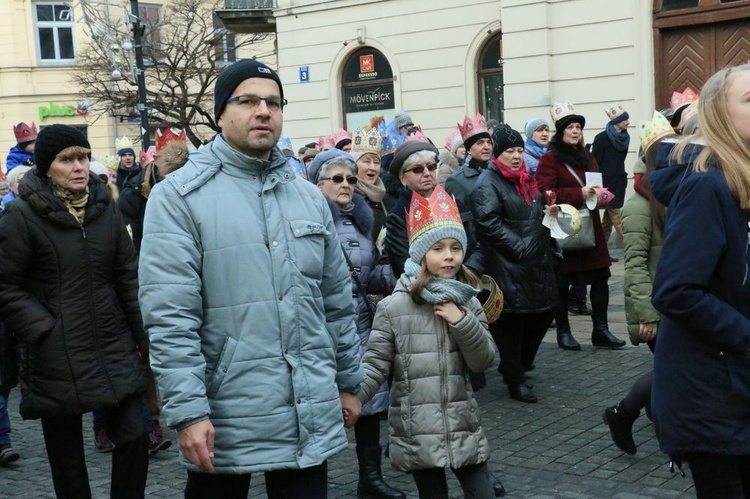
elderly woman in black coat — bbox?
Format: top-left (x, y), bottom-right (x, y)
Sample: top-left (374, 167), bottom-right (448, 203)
top-left (0, 125), bottom-right (149, 498)
top-left (471, 126), bottom-right (558, 403)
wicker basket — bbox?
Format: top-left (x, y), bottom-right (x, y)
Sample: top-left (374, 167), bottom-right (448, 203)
top-left (479, 275), bottom-right (503, 323)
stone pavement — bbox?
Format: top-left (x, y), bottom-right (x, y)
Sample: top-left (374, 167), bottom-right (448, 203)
top-left (0, 260), bottom-right (697, 498)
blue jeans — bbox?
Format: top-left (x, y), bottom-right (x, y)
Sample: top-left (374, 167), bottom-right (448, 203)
top-left (0, 389), bottom-right (11, 446)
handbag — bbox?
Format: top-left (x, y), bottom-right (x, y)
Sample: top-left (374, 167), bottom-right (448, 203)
top-left (341, 246), bottom-right (377, 320)
top-left (559, 164), bottom-right (596, 251)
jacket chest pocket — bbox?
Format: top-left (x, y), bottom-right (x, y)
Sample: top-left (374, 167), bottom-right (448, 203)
top-left (288, 219), bottom-right (330, 278)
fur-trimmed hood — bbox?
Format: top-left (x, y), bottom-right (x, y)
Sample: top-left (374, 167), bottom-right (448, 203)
top-left (326, 192), bottom-right (374, 237)
top-left (155, 140), bottom-right (190, 181)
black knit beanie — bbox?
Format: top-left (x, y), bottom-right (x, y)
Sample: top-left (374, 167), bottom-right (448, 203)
top-left (492, 126), bottom-right (525, 158)
top-left (463, 131), bottom-right (491, 153)
top-left (34, 124), bottom-right (91, 175)
top-left (389, 141), bottom-right (439, 178)
top-left (214, 59), bottom-right (284, 122)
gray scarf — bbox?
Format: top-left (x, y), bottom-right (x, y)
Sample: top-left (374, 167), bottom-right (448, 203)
top-left (403, 258), bottom-right (479, 305)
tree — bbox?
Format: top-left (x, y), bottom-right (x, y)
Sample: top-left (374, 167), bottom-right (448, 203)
top-left (74, 0), bottom-right (272, 147)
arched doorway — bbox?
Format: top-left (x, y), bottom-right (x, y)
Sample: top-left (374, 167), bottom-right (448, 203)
top-left (477, 32), bottom-right (504, 123)
top-left (653, 0), bottom-right (750, 107)
top-left (341, 47), bottom-right (395, 130)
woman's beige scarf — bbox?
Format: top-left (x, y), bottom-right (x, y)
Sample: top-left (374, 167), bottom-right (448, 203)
top-left (354, 176), bottom-right (386, 203)
top-left (48, 176), bottom-right (89, 225)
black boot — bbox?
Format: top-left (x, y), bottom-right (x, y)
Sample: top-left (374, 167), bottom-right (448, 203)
top-left (556, 329), bottom-right (581, 351)
top-left (356, 445), bottom-right (406, 499)
top-left (591, 310), bottom-right (625, 349)
top-left (491, 473), bottom-right (506, 496)
top-left (508, 383), bottom-right (538, 403)
top-left (603, 405), bottom-right (638, 454)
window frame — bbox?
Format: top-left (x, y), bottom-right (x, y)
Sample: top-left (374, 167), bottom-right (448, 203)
top-left (138, 3), bottom-right (162, 64)
top-left (476, 31), bottom-right (504, 124)
top-left (32, 1), bottom-right (77, 65)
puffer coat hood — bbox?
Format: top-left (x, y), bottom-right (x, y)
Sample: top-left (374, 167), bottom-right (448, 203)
top-left (650, 139), bottom-right (703, 208)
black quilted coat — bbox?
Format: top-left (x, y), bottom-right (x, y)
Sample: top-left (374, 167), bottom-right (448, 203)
top-left (0, 170), bottom-right (147, 419)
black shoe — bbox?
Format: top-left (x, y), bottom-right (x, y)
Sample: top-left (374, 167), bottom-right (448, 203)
top-left (491, 474), bottom-right (506, 497)
top-left (356, 445), bottom-right (406, 499)
top-left (523, 363), bottom-right (536, 372)
top-left (508, 383), bottom-right (538, 403)
top-left (603, 405), bottom-right (637, 455)
top-left (0, 445), bottom-right (19, 466)
top-left (592, 328), bottom-right (626, 349)
top-left (557, 329), bottom-right (581, 351)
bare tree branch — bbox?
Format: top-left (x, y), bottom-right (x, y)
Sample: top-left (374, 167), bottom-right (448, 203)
top-left (73, 0), bottom-right (270, 147)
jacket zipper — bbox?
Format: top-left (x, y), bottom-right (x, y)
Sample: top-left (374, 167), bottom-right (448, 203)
top-left (439, 318), bottom-right (454, 467)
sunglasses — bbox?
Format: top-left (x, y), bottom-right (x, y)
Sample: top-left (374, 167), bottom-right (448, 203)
top-left (404, 163), bottom-right (438, 175)
top-left (321, 175), bottom-right (358, 185)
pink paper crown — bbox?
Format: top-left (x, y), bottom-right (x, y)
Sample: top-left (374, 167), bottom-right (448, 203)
top-left (156, 128), bottom-right (187, 151)
top-left (670, 87), bottom-right (698, 111)
top-left (445, 128), bottom-right (462, 151)
top-left (13, 122), bottom-right (37, 144)
top-left (407, 130), bottom-right (430, 143)
top-left (457, 114), bottom-right (488, 142)
top-left (139, 146), bottom-right (156, 166)
top-left (317, 135), bottom-right (335, 150)
top-left (334, 128), bottom-right (352, 146)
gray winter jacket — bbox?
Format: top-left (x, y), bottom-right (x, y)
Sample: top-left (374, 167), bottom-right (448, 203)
top-left (359, 275), bottom-right (496, 472)
top-left (138, 135), bottom-right (363, 474)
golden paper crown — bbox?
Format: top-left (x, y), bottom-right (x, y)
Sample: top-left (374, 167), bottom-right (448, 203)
top-left (115, 135), bottom-right (134, 152)
top-left (458, 113), bottom-right (488, 142)
top-left (99, 154), bottom-right (120, 171)
top-left (156, 127), bottom-right (187, 151)
top-left (605, 104), bottom-right (627, 121)
top-left (352, 127), bottom-right (382, 156)
top-left (407, 185), bottom-right (463, 247)
top-left (638, 111), bottom-right (673, 153)
top-left (139, 146), bottom-right (156, 166)
top-left (550, 101), bottom-right (577, 124)
top-left (670, 87), bottom-right (698, 111)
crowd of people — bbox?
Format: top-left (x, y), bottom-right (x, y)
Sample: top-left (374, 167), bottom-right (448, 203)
top-left (0, 57), bottom-right (748, 499)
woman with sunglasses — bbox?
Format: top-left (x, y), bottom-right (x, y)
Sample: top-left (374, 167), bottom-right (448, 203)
top-left (309, 149), bottom-right (405, 499)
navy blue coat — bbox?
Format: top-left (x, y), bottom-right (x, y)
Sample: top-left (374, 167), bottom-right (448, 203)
top-left (650, 143), bottom-right (750, 458)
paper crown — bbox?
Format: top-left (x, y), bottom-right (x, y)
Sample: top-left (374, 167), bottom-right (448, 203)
top-left (115, 135), bottom-right (133, 152)
top-left (156, 128), bottom-right (187, 151)
top-left (670, 87), bottom-right (698, 111)
top-left (406, 185), bottom-right (463, 247)
top-left (550, 101), bottom-right (578, 124)
top-left (605, 104), bottom-right (627, 122)
top-left (352, 127), bottom-right (382, 156)
top-left (99, 154), bottom-right (120, 171)
top-left (457, 114), bottom-right (488, 142)
top-left (445, 128), bottom-right (462, 151)
top-left (317, 135), bottom-right (335, 150)
top-left (380, 120), bottom-right (407, 154)
top-left (13, 122), bottom-right (37, 144)
top-left (277, 136), bottom-right (292, 151)
top-left (139, 146), bottom-right (156, 166)
top-left (334, 128), bottom-right (352, 146)
top-left (407, 130), bottom-right (430, 143)
top-left (638, 111), bottom-right (673, 153)
top-left (594, 187), bottom-right (615, 208)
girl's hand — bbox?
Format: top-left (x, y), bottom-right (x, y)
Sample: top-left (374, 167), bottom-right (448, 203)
top-left (434, 302), bottom-right (464, 324)
top-left (639, 322), bottom-right (658, 342)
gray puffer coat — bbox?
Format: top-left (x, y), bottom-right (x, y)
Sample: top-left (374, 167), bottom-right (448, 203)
top-left (329, 194), bottom-right (393, 415)
top-left (359, 275), bottom-right (496, 472)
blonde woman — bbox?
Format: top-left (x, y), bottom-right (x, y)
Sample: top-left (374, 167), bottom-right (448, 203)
top-left (650, 65), bottom-right (750, 497)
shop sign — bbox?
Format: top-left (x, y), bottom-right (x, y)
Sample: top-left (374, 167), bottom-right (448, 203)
top-left (343, 49), bottom-right (393, 84)
top-left (344, 84), bottom-right (394, 113)
top-left (38, 101), bottom-right (92, 121)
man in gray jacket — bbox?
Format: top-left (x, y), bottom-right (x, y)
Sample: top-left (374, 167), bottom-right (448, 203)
top-left (138, 59), bottom-right (363, 499)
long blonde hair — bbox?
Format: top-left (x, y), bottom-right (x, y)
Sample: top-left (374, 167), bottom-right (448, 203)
top-left (409, 259), bottom-right (480, 305)
top-left (677, 65), bottom-right (750, 208)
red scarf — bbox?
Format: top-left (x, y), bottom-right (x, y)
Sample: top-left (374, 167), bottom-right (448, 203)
top-left (492, 157), bottom-right (537, 206)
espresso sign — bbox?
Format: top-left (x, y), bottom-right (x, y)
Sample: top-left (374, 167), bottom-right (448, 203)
top-left (343, 48), bottom-right (393, 84)
top-left (344, 84), bottom-right (394, 113)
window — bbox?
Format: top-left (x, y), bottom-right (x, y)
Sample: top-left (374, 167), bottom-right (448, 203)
top-left (138, 3), bottom-right (161, 62)
top-left (477, 32), bottom-right (504, 123)
top-left (213, 14), bottom-right (237, 66)
top-left (341, 47), bottom-right (395, 130)
top-left (33, 2), bottom-right (76, 63)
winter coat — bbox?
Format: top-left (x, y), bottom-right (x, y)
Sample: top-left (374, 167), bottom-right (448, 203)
top-left (0, 171), bottom-right (147, 419)
top-left (138, 135), bottom-right (363, 474)
top-left (591, 131), bottom-right (628, 208)
top-left (359, 275), bottom-right (496, 472)
top-left (437, 149), bottom-right (460, 186)
top-left (329, 194), bottom-right (392, 416)
top-left (5, 146), bottom-right (34, 171)
top-left (536, 149), bottom-right (611, 273)
top-left (116, 165), bottom-right (141, 192)
top-left (386, 189), bottom-right (413, 278)
top-left (0, 321), bottom-right (18, 392)
top-left (471, 167), bottom-right (558, 314)
top-left (523, 141), bottom-right (545, 177)
top-left (650, 147), bottom-right (750, 458)
top-left (444, 157), bottom-right (488, 274)
top-left (621, 193), bottom-right (662, 345)
top-left (357, 189), bottom-right (394, 244)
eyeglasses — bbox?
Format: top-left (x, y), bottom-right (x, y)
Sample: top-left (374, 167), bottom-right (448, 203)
top-left (404, 163), bottom-right (438, 175)
top-left (226, 94), bottom-right (288, 112)
top-left (321, 175), bottom-right (358, 185)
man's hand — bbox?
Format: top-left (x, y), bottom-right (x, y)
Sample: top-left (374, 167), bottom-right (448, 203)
top-left (178, 420), bottom-right (215, 472)
top-left (434, 301), bottom-right (464, 324)
top-left (339, 391), bottom-right (361, 428)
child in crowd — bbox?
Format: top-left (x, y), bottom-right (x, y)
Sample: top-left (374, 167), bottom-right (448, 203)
top-left (358, 185), bottom-right (497, 499)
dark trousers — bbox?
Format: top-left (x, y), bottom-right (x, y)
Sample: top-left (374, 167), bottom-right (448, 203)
top-left (41, 393), bottom-right (149, 499)
top-left (490, 311), bottom-right (554, 386)
top-left (354, 413), bottom-right (381, 447)
top-left (557, 275), bottom-right (609, 331)
top-left (412, 462), bottom-right (494, 499)
top-left (684, 453), bottom-right (750, 499)
top-left (185, 462), bottom-right (328, 499)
